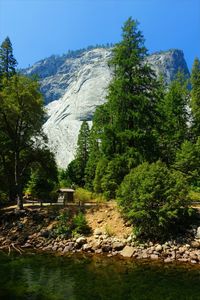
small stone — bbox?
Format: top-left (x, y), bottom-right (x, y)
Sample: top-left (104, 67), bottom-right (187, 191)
top-left (43, 245), bottom-right (52, 251)
top-left (102, 244), bottom-right (112, 252)
top-left (191, 260), bottom-right (197, 264)
top-left (150, 254), bottom-right (159, 260)
top-left (120, 246), bottom-right (135, 258)
top-left (82, 244), bottom-right (92, 251)
top-left (107, 254), bottom-right (113, 257)
top-left (95, 249), bottom-right (103, 254)
top-left (21, 243), bottom-right (32, 248)
top-left (63, 242), bottom-right (74, 253)
top-left (52, 245), bottom-right (58, 251)
top-left (94, 229), bottom-right (102, 235)
top-left (190, 252), bottom-right (198, 261)
top-left (112, 242), bottom-right (125, 251)
top-left (155, 245), bottom-right (163, 252)
top-left (196, 227), bottom-right (200, 239)
top-left (141, 253), bottom-right (148, 259)
top-left (190, 241), bottom-right (200, 249)
top-left (164, 257), bottom-right (172, 263)
top-left (178, 258), bottom-right (188, 262)
top-left (76, 237), bottom-right (87, 245)
top-left (178, 247), bottom-right (186, 254)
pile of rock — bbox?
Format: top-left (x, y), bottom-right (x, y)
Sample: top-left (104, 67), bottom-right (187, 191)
top-left (7, 226), bottom-right (197, 264)
top-left (1, 226), bottom-right (200, 265)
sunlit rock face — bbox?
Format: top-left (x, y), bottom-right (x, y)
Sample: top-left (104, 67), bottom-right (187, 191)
top-left (24, 48), bottom-right (189, 168)
top-left (146, 49), bottom-right (190, 84)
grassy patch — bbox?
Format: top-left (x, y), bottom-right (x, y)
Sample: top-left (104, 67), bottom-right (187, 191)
top-left (189, 190), bottom-right (200, 202)
top-left (74, 188), bottom-right (107, 203)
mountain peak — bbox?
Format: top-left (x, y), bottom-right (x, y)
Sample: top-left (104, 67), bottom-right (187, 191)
top-left (23, 47), bottom-right (190, 168)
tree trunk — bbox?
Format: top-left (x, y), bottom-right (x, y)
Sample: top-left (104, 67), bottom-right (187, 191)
top-left (15, 150), bottom-right (23, 210)
top-left (17, 194), bottom-right (23, 210)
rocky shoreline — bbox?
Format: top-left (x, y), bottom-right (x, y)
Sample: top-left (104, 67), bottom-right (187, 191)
top-left (1, 227), bottom-right (200, 265)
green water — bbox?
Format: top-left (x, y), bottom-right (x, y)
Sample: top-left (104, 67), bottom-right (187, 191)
top-left (0, 251), bottom-right (200, 300)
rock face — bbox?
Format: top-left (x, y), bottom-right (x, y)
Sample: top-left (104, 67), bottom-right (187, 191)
top-left (23, 47), bottom-right (190, 168)
top-left (146, 49), bottom-right (189, 84)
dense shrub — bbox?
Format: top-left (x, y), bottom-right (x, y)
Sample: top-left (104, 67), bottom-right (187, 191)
top-left (117, 161), bottom-right (194, 240)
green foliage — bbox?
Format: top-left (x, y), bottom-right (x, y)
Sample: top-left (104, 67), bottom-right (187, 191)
top-left (189, 190), bottom-right (200, 202)
top-left (72, 212), bottom-right (90, 235)
top-left (58, 169), bottom-right (71, 188)
top-left (88, 17), bottom-right (163, 197)
top-left (66, 121), bottom-right (90, 187)
top-left (25, 150), bottom-right (58, 201)
top-left (0, 36), bottom-right (17, 80)
top-left (74, 188), bottom-right (92, 203)
top-left (190, 57), bottom-right (200, 138)
top-left (173, 138), bottom-right (200, 188)
top-left (93, 158), bottom-right (109, 194)
top-left (158, 72), bottom-right (189, 164)
top-left (53, 210), bottom-right (90, 237)
top-left (101, 156), bottom-right (129, 199)
top-left (0, 73), bottom-right (46, 208)
top-left (85, 125), bottom-right (102, 190)
top-left (117, 161), bottom-right (192, 241)
top-left (53, 211), bottom-right (71, 236)
top-left (104, 17), bottom-right (161, 160)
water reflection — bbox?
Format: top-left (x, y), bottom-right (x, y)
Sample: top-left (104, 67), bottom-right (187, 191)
top-left (0, 251), bottom-right (200, 300)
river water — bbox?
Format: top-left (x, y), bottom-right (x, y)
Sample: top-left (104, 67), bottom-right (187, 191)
top-left (0, 251), bottom-right (200, 300)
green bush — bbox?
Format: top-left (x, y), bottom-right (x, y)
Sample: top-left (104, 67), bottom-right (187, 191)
top-left (74, 188), bottom-right (92, 203)
top-left (72, 212), bottom-right (90, 235)
top-left (53, 210), bottom-right (90, 237)
top-left (53, 211), bottom-right (71, 236)
top-left (117, 161), bottom-right (194, 241)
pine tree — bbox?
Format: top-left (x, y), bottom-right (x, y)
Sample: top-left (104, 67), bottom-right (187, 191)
top-left (66, 121), bottom-right (90, 187)
top-left (76, 121), bottom-right (90, 164)
top-left (0, 37), bottom-right (17, 79)
top-left (101, 18), bottom-right (161, 161)
top-left (191, 57), bottom-right (200, 138)
top-left (90, 18), bottom-right (161, 171)
top-left (158, 72), bottom-right (189, 164)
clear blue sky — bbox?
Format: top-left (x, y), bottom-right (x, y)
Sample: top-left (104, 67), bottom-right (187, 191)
top-left (0, 0), bottom-right (199, 70)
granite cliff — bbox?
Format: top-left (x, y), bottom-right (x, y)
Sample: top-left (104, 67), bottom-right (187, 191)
top-left (23, 47), bottom-right (190, 168)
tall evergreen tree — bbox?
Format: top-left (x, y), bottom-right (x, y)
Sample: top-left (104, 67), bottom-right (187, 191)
top-left (158, 72), bottom-right (189, 164)
top-left (75, 121), bottom-right (90, 165)
top-left (191, 57), bottom-right (200, 138)
top-left (0, 37), bottom-right (17, 79)
top-left (99, 17), bottom-right (161, 161)
top-left (66, 121), bottom-right (90, 187)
